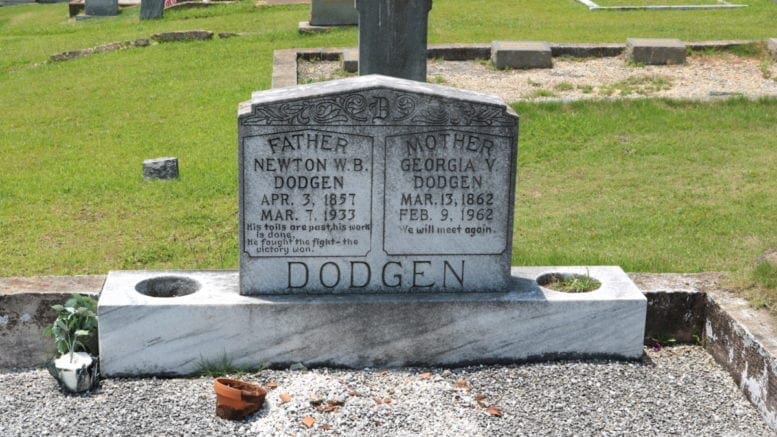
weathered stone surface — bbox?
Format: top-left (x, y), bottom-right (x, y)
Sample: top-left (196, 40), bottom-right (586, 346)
top-left (297, 21), bottom-right (335, 34)
top-left (140, 0), bottom-right (164, 19)
top-left (356, 0), bottom-right (432, 81)
top-left (51, 48), bottom-right (93, 62)
top-left (427, 44), bottom-right (491, 61)
top-left (705, 287), bottom-right (777, 431)
top-left (93, 42), bottom-right (123, 53)
top-left (142, 157), bottom-right (179, 180)
top-left (310, 0), bottom-right (357, 26)
top-left (340, 48), bottom-right (358, 73)
top-left (69, 0), bottom-right (85, 17)
top-left (97, 266), bottom-right (646, 375)
top-left (768, 38), bottom-right (777, 61)
top-left (626, 38), bottom-right (686, 65)
top-left (238, 75), bottom-right (517, 295)
top-left (84, 0), bottom-right (118, 16)
top-left (491, 41), bottom-right (552, 70)
top-left (549, 42), bottom-right (624, 58)
top-left (271, 49), bottom-right (298, 89)
top-left (151, 30), bottom-right (214, 43)
top-left (0, 276), bottom-right (103, 369)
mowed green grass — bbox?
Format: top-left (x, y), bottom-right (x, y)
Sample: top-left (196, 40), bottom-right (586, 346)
top-left (513, 98), bottom-right (776, 272)
top-left (0, 0), bottom-right (775, 276)
top-left (595, 0), bottom-right (723, 6)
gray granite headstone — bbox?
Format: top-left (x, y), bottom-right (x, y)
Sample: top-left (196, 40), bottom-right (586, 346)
top-left (85, 0), bottom-right (118, 16)
top-left (310, 0), bottom-right (358, 26)
top-left (140, 0), bottom-right (164, 20)
top-left (356, 0), bottom-right (432, 82)
top-left (143, 157), bottom-right (179, 180)
top-left (238, 75), bottom-right (518, 295)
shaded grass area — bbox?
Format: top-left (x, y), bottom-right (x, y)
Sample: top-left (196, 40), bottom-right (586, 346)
top-left (0, 1), bottom-right (775, 277)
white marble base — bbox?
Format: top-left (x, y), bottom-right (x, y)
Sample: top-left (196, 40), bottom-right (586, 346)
top-left (98, 267), bottom-right (646, 376)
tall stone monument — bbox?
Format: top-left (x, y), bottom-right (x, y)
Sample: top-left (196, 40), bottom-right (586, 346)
top-left (356, 0), bottom-right (432, 81)
top-left (238, 75), bottom-right (516, 295)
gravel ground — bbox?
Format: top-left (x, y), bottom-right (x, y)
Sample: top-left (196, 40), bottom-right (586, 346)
top-left (299, 53), bottom-right (777, 102)
top-left (0, 346), bottom-right (773, 436)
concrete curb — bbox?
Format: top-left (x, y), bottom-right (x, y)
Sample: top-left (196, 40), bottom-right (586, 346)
top-left (0, 275), bottom-right (104, 369)
top-left (274, 39), bottom-right (767, 88)
top-left (633, 273), bottom-right (777, 431)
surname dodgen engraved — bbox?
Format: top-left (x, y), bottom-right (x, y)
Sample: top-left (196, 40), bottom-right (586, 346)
top-left (243, 129), bottom-right (373, 257)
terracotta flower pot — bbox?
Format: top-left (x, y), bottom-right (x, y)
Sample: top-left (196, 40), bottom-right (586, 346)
top-left (213, 377), bottom-right (268, 420)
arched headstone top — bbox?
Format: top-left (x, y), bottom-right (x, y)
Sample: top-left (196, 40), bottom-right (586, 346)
top-left (239, 75), bottom-right (517, 127)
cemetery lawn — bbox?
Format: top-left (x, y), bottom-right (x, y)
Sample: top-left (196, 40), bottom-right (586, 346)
top-left (0, 1), bottom-right (775, 284)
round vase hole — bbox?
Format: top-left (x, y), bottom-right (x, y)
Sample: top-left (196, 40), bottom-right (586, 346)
top-left (536, 272), bottom-right (601, 293)
top-left (135, 276), bottom-right (200, 298)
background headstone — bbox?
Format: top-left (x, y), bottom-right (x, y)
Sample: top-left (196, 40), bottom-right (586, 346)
top-left (85, 0), bottom-right (118, 16)
top-left (238, 75), bottom-right (518, 295)
top-left (356, 0), bottom-right (432, 82)
top-left (140, 0), bottom-right (164, 19)
top-left (310, 0), bottom-right (357, 26)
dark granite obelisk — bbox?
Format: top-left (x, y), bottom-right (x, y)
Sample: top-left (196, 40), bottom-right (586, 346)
top-left (355, 0), bottom-right (432, 82)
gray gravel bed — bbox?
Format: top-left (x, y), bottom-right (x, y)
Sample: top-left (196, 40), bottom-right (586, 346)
top-left (0, 346), bottom-right (773, 436)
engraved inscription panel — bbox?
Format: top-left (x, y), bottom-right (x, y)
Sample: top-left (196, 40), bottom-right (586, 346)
top-left (242, 129), bottom-right (373, 257)
top-left (238, 77), bottom-right (518, 294)
top-left (383, 130), bottom-right (512, 255)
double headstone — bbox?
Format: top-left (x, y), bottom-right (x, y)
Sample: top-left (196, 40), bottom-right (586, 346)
top-left (98, 74), bottom-right (648, 376)
top-left (238, 74), bottom-right (518, 294)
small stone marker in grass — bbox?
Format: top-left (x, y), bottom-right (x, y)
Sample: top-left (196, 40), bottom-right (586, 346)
top-left (143, 157), bottom-right (179, 180)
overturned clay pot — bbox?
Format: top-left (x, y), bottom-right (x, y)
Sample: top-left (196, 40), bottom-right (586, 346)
top-left (213, 377), bottom-right (268, 420)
